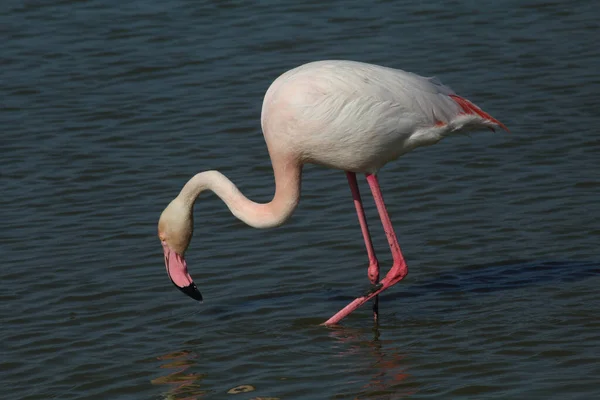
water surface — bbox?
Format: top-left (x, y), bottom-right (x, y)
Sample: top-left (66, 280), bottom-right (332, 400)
top-left (2, 0), bottom-right (600, 398)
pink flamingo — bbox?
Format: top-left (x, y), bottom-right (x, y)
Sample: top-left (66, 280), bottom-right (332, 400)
top-left (158, 60), bottom-right (507, 325)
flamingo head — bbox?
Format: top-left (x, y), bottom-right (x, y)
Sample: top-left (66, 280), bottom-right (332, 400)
top-left (157, 198), bottom-right (203, 302)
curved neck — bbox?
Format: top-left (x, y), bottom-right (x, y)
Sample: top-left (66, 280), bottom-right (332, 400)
top-left (178, 157), bottom-right (302, 229)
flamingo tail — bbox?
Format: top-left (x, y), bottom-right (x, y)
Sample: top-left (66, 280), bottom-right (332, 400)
top-left (449, 94), bottom-right (509, 132)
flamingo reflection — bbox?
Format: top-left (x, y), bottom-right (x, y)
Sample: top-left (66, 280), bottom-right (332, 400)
top-left (151, 350), bottom-right (207, 399)
top-left (329, 326), bottom-right (415, 399)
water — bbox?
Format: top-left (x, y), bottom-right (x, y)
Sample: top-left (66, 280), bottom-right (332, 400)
top-left (2, 0), bottom-right (599, 398)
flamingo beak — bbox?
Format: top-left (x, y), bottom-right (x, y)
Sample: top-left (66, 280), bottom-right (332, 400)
top-left (161, 242), bottom-right (203, 302)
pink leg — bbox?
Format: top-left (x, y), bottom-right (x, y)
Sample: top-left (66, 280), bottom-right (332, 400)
top-left (345, 172), bottom-right (380, 322)
top-left (323, 173), bottom-right (408, 326)
top-left (365, 174), bottom-right (408, 287)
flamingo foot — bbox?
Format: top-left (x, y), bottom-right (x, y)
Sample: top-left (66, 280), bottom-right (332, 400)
top-left (322, 263), bottom-right (407, 326)
top-left (363, 283), bottom-right (383, 297)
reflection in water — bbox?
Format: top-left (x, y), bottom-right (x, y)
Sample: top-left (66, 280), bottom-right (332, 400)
top-left (330, 326), bottom-right (415, 399)
top-left (151, 350), bottom-right (207, 399)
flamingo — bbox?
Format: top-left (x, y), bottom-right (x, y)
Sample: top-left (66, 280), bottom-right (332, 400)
top-left (158, 60), bottom-right (508, 325)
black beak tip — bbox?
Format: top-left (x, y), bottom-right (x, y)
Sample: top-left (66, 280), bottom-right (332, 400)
top-left (173, 280), bottom-right (203, 302)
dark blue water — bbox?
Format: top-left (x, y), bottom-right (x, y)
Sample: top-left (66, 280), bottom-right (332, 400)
top-left (2, 0), bottom-right (599, 398)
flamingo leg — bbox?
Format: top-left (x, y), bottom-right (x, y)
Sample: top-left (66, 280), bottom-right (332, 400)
top-left (365, 173), bottom-right (408, 288)
top-left (345, 171), bottom-right (380, 323)
top-left (323, 173), bottom-right (408, 326)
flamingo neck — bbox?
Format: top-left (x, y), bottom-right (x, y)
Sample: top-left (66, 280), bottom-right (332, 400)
top-left (178, 157), bottom-right (302, 229)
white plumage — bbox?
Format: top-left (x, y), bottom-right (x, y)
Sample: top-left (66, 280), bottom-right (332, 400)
top-left (261, 60), bottom-right (504, 173)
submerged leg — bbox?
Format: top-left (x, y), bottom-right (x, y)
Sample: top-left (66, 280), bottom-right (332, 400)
top-left (346, 171), bottom-right (380, 323)
top-left (323, 173), bottom-right (408, 326)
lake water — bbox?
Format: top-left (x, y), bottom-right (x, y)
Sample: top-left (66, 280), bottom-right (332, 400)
top-left (2, 0), bottom-right (600, 398)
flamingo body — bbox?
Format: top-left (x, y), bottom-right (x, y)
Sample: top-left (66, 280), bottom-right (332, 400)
top-left (261, 60), bottom-right (502, 173)
top-left (157, 60), bottom-right (507, 325)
